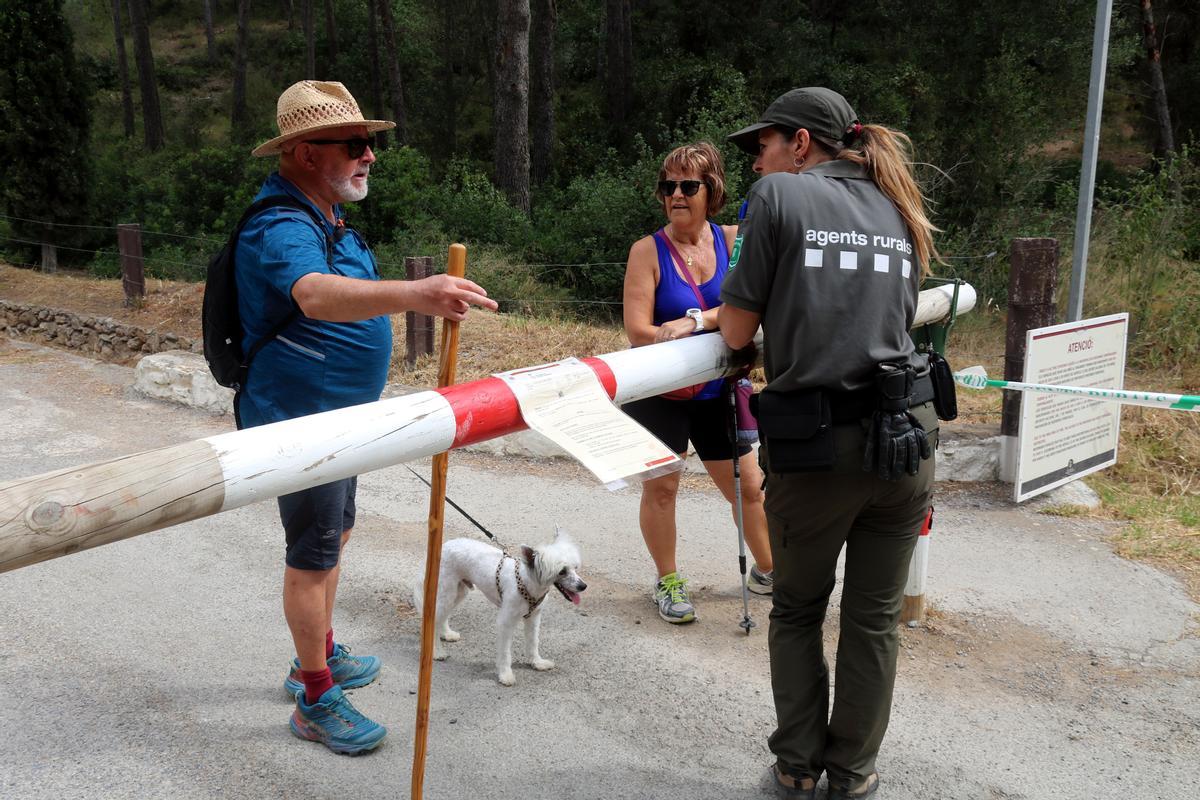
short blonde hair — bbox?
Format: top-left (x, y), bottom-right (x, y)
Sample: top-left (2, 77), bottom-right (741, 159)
top-left (655, 142), bottom-right (728, 217)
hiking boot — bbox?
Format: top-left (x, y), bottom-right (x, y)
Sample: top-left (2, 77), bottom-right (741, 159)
top-left (769, 764), bottom-right (816, 800)
top-left (283, 643), bottom-right (381, 698)
top-left (290, 685), bottom-right (387, 755)
top-left (747, 564), bottom-right (774, 595)
top-left (653, 572), bottom-right (696, 623)
top-left (827, 773), bottom-right (880, 800)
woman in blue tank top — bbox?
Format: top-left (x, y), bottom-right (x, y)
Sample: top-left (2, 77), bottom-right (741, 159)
top-left (621, 142), bottom-right (774, 626)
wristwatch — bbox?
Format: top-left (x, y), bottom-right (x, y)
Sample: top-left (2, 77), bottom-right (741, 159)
top-left (686, 308), bottom-right (704, 332)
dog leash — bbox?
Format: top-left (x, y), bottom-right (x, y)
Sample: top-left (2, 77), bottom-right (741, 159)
top-left (405, 464), bottom-right (508, 550)
top-left (406, 464), bottom-right (544, 615)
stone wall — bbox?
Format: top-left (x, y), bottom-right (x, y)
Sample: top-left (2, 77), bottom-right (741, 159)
top-left (0, 299), bottom-right (200, 362)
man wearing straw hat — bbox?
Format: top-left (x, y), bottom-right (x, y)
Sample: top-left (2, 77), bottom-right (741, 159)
top-left (240, 80), bottom-right (497, 754)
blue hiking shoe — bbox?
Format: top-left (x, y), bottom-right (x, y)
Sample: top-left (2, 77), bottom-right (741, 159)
top-left (290, 685), bottom-right (387, 755)
top-left (283, 643), bottom-right (381, 698)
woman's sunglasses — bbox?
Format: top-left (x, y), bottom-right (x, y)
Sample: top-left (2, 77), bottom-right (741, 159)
top-left (305, 135), bottom-right (376, 159)
top-left (658, 179), bottom-right (705, 198)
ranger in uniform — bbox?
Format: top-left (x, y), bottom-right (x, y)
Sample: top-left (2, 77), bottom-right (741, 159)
top-left (719, 87), bottom-right (944, 800)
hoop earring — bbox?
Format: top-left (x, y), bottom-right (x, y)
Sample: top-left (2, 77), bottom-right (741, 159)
top-left (793, 156), bottom-right (806, 169)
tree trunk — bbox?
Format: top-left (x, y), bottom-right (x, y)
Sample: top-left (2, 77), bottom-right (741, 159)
top-left (203, 0), bottom-right (216, 64)
top-left (604, 0), bottom-right (632, 135)
top-left (437, 1), bottom-right (458, 158)
top-left (323, 0), bottom-right (338, 67)
top-left (232, 0), bottom-right (251, 136)
top-left (493, 0), bottom-right (531, 212)
top-left (282, 0), bottom-right (294, 30)
top-left (529, 0), bottom-right (556, 185)
top-left (367, 0), bottom-right (388, 149)
top-left (1140, 0), bottom-right (1175, 159)
top-left (377, 0), bottom-right (409, 144)
top-left (302, 0), bottom-right (315, 78)
top-left (111, 0), bottom-right (135, 138)
top-left (126, 0), bottom-right (164, 151)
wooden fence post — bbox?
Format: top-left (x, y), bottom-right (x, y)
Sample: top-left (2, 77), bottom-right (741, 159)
top-left (405, 256), bottom-right (435, 367)
top-left (999, 238), bottom-right (1059, 481)
top-left (419, 256), bottom-right (435, 357)
top-left (117, 224), bottom-right (146, 306)
top-left (40, 223), bottom-right (57, 273)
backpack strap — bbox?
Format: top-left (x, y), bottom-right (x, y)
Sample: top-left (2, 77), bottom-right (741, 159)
top-left (232, 194), bottom-right (337, 392)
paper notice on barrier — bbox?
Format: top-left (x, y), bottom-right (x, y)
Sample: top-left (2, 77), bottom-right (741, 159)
top-left (494, 358), bottom-right (682, 490)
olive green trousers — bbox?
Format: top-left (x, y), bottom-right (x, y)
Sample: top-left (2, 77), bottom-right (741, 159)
top-left (762, 417), bottom-right (934, 787)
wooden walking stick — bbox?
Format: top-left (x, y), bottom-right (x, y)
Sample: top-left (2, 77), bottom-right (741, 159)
top-left (411, 243), bottom-right (467, 800)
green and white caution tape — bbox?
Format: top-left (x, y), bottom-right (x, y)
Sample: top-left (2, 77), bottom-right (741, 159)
top-left (953, 366), bottom-right (1200, 413)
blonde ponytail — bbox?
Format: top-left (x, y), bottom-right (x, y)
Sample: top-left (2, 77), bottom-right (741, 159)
top-left (836, 126), bottom-right (939, 276)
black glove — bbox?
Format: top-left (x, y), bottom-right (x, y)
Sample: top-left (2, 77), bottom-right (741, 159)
top-left (862, 409), bottom-right (932, 481)
top-left (862, 364), bottom-right (933, 481)
top-left (726, 342), bottom-right (758, 381)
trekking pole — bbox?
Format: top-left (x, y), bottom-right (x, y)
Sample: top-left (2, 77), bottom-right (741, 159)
top-left (411, 243), bottom-right (467, 800)
top-left (727, 379), bottom-right (756, 635)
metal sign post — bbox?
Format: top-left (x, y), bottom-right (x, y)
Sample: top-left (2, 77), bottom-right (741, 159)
top-left (1068, 0), bottom-right (1114, 322)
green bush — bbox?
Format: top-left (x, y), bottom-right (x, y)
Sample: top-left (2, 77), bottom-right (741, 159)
top-left (425, 158), bottom-right (534, 253)
top-left (351, 146), bottom-right (438, 245)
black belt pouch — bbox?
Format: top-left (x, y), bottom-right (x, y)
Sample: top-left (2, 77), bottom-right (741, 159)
top-left (750, 389), bottom-right (835, 473)
top-left (927, 352), bottom-right (958, 421)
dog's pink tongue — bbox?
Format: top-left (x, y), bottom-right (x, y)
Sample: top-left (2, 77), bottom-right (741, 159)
top-left (571, 593), bottom-right (581, 605)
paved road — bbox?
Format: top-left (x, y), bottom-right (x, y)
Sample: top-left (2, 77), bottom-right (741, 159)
top-left (1, 338), bottom-right (1197, 800)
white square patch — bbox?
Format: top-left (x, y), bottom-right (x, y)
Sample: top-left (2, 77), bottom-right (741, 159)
top-left (839, 251), bottom-right (858, 270)
top-left (804, 248), bottom-right (823, 268)
top-left (902, 259), bottom-right (912, 278)
top-left (874, 254), bottom-right (890, 273)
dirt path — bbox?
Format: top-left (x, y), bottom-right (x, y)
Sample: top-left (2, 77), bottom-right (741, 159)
top-left (1, 337), bottom-right (1197, 799)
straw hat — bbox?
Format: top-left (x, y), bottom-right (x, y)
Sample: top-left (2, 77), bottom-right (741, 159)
top-left (251, 80), bottom-right (396, 157)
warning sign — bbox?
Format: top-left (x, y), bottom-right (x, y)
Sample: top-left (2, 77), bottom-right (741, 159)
top-left (494, 358), bottom-right (683, 490)
top-left (1015, 313), bottom-right (1128, 502)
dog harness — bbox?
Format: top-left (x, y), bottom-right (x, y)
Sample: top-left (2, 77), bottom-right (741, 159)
top-left (495, 552), bottom-right (546, 619)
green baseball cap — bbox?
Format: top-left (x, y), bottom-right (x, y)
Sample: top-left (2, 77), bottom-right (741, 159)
top-left (728, 87), bottom-right (859, 156)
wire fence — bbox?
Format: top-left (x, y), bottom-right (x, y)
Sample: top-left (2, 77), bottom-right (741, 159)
top-left (0, 210), bottom-right (1002, 312)
top-left (0, 211), bottom-right (640, 311)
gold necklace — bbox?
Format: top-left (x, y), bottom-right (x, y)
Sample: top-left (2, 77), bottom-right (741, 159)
top-left (669, 228), bottom-right (700, 269)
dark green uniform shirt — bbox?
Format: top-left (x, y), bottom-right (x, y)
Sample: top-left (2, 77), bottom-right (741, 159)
top-left (721, 160), bottom-right (923, 393)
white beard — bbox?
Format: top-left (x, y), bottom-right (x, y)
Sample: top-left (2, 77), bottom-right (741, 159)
top-left (327, 172), bottom-right (369, 203)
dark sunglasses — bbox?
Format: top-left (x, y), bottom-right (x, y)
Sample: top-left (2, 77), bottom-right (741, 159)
top-left (305, 135), bottom-right (376, 159)
top-left (658, 179), bottom-right (705, 198)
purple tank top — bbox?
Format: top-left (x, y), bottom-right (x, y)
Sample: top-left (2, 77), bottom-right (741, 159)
top-left (652, 221), bottom-right (730, 401)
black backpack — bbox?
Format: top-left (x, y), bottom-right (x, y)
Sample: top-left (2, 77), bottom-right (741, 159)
top-left (202, 195), bottom-right (334, 392)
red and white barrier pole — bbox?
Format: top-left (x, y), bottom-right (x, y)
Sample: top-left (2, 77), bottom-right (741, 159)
top-left (901, 506), bottom-right (934, 626)
top-left (0, 284), bottom-right (974, 574)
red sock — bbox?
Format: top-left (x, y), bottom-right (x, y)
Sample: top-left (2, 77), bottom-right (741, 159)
top-left (301, 667), bottom-right (334, 704)
top-left (326, 629), bottom-right (335, 659)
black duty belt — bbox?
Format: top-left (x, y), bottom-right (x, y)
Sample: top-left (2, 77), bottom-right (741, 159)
top-left (828, 373), bottom-right (935, 424)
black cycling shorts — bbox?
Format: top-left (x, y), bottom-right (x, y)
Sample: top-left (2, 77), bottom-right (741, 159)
top-left (278, 477), bottom-right (358, 571)
top-left (621, 395), bottom-right (751, 461)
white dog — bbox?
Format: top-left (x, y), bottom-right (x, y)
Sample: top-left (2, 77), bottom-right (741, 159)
top-left (416, 529), bottom-right (586, 686)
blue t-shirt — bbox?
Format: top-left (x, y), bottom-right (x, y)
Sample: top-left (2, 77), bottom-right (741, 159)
top-left (234, 173), bottom-right (392, 427)
top-left (652, 221), bottom-right (729, 400)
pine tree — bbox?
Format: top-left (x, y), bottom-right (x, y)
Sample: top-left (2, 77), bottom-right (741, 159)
top-left (0, 1), bottom-right (91, 269)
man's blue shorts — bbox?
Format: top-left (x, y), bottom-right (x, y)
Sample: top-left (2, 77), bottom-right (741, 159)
top-left (278, 477), bottom-right (358, 570)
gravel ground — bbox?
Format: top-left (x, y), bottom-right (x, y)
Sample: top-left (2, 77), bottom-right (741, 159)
top-left (1, 338), bottom-right (1196, 800)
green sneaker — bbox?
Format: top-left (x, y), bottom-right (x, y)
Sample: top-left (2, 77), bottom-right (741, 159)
top-left (653, 572), bottom-right (696, 624)
top-left (747, 564), bottom-right (774, 595)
